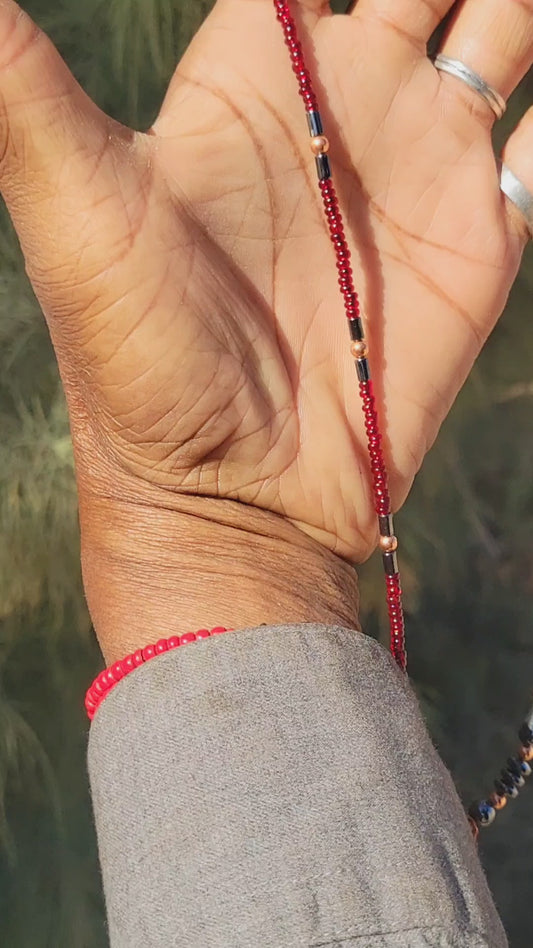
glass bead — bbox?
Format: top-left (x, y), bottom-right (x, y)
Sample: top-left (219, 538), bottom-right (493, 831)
top-left (180, 633), bottom-right (197, 645)
top-left (469, 801), bottom-right (496, 827)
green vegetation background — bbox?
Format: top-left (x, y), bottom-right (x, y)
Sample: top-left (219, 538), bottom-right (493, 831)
top-left (0, 1), bottom-right (532, 944)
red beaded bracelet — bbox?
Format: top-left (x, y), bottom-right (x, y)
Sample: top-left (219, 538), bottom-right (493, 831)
top-left (85, 627), bottom-right (233, 721)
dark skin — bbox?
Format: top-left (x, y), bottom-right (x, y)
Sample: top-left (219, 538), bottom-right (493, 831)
top-left (0, 0), bottom-right (532, 656)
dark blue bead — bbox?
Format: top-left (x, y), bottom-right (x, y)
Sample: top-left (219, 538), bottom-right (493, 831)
top-left (507, 757), bottom-right (531, 779)
top-left (507, 757), bottom-right (522, 778)
top-left (495, 778), bottom-right (519, 800)
top-left (468, 801), bottom-right (496, 826)
top-left (501, 768), bottom-right (524, 789)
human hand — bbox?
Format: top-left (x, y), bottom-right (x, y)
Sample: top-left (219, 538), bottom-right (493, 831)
top-left (1, 0), bottom-right (531, 649)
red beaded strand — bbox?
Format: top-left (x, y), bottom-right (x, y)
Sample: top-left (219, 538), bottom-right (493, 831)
top-left (274, 0), bottom-right (406, 671)
top-left (85, 627), bottom-right (232, 720)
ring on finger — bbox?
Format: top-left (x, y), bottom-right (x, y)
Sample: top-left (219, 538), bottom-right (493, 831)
top-left (500, 163), bottom-right (533, 239)
top-left (433, 55), bottom-right (507, 121)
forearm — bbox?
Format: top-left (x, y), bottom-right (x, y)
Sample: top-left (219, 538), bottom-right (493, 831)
top-left (79, 490), bottom-right (361, 664)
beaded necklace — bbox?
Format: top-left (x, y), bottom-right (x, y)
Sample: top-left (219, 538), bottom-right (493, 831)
top-left (272, 0), bottom-right (533, 839)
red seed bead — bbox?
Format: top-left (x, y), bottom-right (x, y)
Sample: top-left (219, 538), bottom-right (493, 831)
top-left (155, 639), bottom-right (169, 654)
top-left (167, 636), bottom-right (180, 650)
top-left (142, 644), bottom-right (156, 661)
top-left (123, 655), bottom-right (135, 674)
top-left (180, 633), bottom-right (197, 645)
top-left (111, 661), bottom-right (125, 681)
top-left (133, 649), bottom-right (144, 667)
top-left (196, 629), bottom-right (211, 639)
top-left (211, 626), bottom-right (228, 635)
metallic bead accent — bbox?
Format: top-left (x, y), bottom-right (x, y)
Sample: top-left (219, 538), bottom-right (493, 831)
top-left (382, 550), bottom-right (399, 576)
top-left (310, 135), bottom-right (329, 156)
top-left (355, 358), bottom-right (371, 382)
top-left (348, 317), bottom-right (363, 342)
top-left (488, 792), bottom-right (507, 810)
top-left (315, 154), bottom-right (331, 181)
top-left (379, 535), bottom-right (398, 553)
top-left (379, 514), bottom-right (394, 537)
top-left (306, 110), bottom-right (324, 137)
top-left (350, 340), bottom-right (368, 359)
top-left (519, 745), bottom-right (533, 762)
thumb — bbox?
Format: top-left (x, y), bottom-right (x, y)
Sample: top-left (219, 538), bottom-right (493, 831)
top-left (0, 1), bottom-right (113, 252)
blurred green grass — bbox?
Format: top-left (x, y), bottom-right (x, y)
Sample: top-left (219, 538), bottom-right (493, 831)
top-left (0, 2), bottom-right (532, 945)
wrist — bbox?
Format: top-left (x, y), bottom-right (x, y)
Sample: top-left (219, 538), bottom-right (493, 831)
top-left (79, 491), bottom-right (360, 664)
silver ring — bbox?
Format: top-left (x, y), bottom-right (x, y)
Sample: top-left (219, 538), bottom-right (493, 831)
top-left (433, 55), bottom-right (506, 120)
top-left (500, 163), bottom-right (533, 238)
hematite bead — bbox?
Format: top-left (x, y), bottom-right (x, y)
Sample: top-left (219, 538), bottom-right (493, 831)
top-left (348, 317), bottom-right (363, 341)
top-left (306, 110), bottom-right (323, 136)
top-left (383, 550), bottom-right (399, 576)
top-left (356, 358), bottom-right (371, 382)
top-left (315, 154), bottom-right (331, 181)
top-left (379, 514), bottom-right (394, 536)
top-left (468, 801), bottom-right (496, 827)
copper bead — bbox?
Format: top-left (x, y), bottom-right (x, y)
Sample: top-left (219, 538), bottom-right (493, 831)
top-left (488, 792), bottom-right (507, 811)
top-left (379, 535), bottom-right (398, 553)
top-left (519, 745), bottom-right (533, 762)
top-left (350, 340), bottom-right (368, 359)
top-left (310, 135), bottom-right (330, 156)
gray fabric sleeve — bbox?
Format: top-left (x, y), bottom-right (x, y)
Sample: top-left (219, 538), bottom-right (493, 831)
top-left (87, 623), bottom-right (507, 947)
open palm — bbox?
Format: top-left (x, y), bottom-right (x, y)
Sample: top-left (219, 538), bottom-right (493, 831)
top-left (1, 0), bottom-right (531, 563)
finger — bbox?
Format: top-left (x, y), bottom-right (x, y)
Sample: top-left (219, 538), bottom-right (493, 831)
top-left (157, 0), bottom-right (331, 130)
top-left (350, 0), bottom-right (457, 47)
top-left (0, 1), bottom-right (112, 249)
top-left (438, 0), bottom-right (533, 114)
top-left (501, 106), bottom-right (533, 243)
